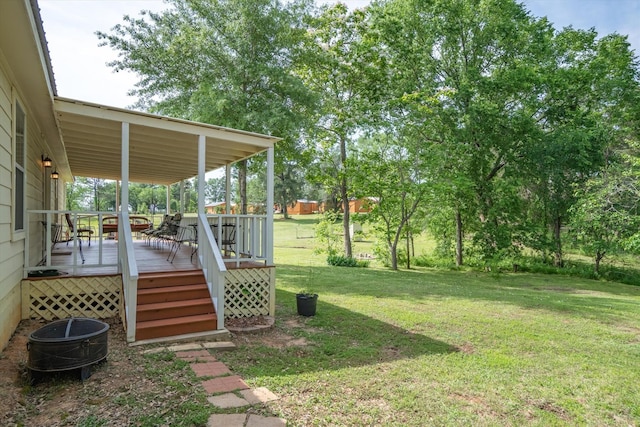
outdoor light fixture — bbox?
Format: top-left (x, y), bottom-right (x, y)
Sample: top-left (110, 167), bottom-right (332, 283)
top-left (50, 170), bottom-right (59, 180)
top-left (41, 155), bottom-right (52, 168)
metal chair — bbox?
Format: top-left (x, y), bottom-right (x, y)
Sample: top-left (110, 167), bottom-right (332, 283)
top-left (211, 222), bottom-right (236, 256)
top-left (167, 225), bottom-right (197, 263)
top-left (64, 213), bottom-right (93, 264)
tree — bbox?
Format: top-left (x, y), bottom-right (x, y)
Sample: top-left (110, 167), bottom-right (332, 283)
top-left (206, 177), bottom-right (226, 203)
top-left (570, 167), bottom-right (640, 274)
top-left (300, 4), bottom-right (381, 258)
top-left (371, 0), bottom-right (640, 267)
top-left (98, 0), bottom-right (316, 210)
top-left (274, 161), bottom-right (305, 218)
top-left (352, 134), bottom-right (430, 270)
top-left (521, 29), bottom-right (639, 267)
top-left (371, 0), bottom-right (554, 263)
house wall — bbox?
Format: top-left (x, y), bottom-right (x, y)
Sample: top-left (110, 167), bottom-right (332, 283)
top-left (349, 198), bottom-right (374, 213)
top-left (0, 52), bottom-right (55, 351)
top-left (290, 201), bottom-right (318, 215)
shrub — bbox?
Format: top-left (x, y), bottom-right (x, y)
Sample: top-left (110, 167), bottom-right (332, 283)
top-left (327, 254), bottom-right (369, 268)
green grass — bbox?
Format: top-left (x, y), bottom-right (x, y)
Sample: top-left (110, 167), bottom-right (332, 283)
top-left (212, 215), bottom-right (640, 426)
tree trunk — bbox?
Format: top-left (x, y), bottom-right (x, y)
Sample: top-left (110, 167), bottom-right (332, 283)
top-left (595, 250), bottom-right (605, 274)
top-left (390, 242), bottom-right (398, 270)
top-left (342, 186), bottom-right (352, 258)
top-left (455, 209), bottom-right (463, 266)
top-left (339, 136), bottom-right (352, 258)
top-left (553, 215), bottom-right (563, 267)
top-left (238, 160), bottom-right (247, 215)
top-left (406, 227), bottom-right (411, 269)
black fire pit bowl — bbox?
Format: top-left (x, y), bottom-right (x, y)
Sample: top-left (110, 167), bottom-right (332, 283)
top-left (27, 317), bottom-right (109, 383)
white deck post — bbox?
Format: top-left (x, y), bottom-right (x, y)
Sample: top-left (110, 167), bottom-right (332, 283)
top-left (225, 164), bottom-right (231, 214)
top-left (121, 122), bottom-right (138, 342)
top-left (266, 147), bottom-right (274, 266)
top-left (166, 185), bottom-right (171, 214)
top-left (198, 136), bottom-right (206, 213)
top-left (180, 181), bottom-right (185, 213)
top-left (121, 124), bottom-right (129, 217)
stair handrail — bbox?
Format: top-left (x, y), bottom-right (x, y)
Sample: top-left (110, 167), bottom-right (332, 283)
top-left (118, 211), bottom-right (139, 342)
top-left (197, 212), bottom-right (226, 329)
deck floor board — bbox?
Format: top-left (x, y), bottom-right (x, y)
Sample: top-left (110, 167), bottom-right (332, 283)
top-left (43, 238), bottom-right (260, 276)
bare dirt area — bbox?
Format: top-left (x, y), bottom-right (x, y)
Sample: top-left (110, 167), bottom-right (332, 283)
top-left (0, 317), bottom-right (207, 427)
top-left (0, 315), bottom-right (313, 426)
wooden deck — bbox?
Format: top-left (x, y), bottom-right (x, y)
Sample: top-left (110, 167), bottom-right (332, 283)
top-left (41, 237), bottom-right (265, 277)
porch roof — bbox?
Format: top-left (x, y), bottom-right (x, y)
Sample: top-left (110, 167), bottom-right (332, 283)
top-left (54, 97), bottom-right (280, 185)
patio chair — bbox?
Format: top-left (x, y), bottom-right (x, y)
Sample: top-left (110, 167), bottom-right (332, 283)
top-left (64, 213), bottom-right (94, 246)
top-left (211, 222), bottom-right (236, 256)
top-left (150, 213), bottom-right (182, 248)
top-left (64, 213), bottom-right (93, 264)
top-left (141, 214), bottom-right (169, 245)
top-left (167, 225), bottom-right (197, 263)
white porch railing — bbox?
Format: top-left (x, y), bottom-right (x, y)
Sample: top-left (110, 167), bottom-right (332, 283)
top-left (118, 211), bottom-right (138, 342)
top-left (178, 214), bottom-right (270, 267)
top-left (206, 214), bottom-right (268, 267)
top-left (25, 210), bottom-right (119, 276)
top-left (197, 213), bottom-right (226, 329)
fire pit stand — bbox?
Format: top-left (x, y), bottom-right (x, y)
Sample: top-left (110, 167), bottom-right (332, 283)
top-left (27, 317), bottom-right (109, 384)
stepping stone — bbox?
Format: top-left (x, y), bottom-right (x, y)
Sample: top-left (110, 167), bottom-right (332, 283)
top-left (207, 413), bottom-right (246, 427)
top-left (240, 387), bottom-right (279, 404)
top-left (207, 392), bottom-right (250, 408)
top-left (202, 375), bottom-right (249, 394)
top-left (140, 347), bottom-right (167, 355)
top-left (168, 343), bottom-right (203, 352)
top-left (202, 341), bottom-right (236, 351)
top-left (191, 361), bottom-right (231, 377)
top-left (246, 414), bottom-right (287, 427)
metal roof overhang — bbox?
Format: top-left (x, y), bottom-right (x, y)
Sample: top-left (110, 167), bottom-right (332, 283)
top-left (54, 97), bottom-right (280, 185)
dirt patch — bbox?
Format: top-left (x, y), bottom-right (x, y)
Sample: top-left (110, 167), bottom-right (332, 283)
top-left (0, 317), bottom-right (206, 426)
top-left (234, 329), bottom-right (309, 349)
top-left (226, 315), bottom-right (275, 333)
top-left (535, 400), bottom-right (571, 421)
top-left (454, 342), bottom-right (475, 354)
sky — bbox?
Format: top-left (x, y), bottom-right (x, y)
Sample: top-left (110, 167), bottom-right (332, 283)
top-left (38, 0), bottom-right (640, 109)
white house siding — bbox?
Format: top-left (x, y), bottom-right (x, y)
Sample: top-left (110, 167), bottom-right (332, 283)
top-left (0, 54), bottom-right (49, 351)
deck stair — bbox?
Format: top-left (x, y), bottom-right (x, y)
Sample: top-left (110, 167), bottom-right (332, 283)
top-left (136, 270), bottom-right (217, 341)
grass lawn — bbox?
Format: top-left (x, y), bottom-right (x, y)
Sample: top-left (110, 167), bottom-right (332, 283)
top-left (214, 216), bottom-right (640, 426)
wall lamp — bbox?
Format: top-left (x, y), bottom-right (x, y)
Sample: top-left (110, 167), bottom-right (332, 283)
top-left (51, 170), bottom-right (59, 180)
top-left (41, 155), bottom-right (52, 168)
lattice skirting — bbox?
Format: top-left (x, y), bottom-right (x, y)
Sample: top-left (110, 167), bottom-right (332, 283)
top-left (21, 276), bottom-right (122, 321)
top-left (225, 267), bottom-right (275, 319)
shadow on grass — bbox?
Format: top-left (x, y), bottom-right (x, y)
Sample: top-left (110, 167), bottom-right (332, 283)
top-left (276, 263), bottom-right (640, 321)
top-left (223, 288), bottom-right (457, 379)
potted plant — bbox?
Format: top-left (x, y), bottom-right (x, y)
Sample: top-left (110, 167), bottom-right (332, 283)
top-left (296, 291), bottom-right (318, 317)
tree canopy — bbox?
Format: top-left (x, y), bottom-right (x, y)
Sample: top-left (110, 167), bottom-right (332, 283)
top-left (96, 0), bottom-right (640, 272)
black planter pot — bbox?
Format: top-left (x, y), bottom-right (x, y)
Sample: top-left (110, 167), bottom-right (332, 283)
top-left (296, 293), bottom-right (318, 316)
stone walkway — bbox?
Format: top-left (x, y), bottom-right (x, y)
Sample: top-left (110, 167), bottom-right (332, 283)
top-left (142, 342), bottom-right (286, 426)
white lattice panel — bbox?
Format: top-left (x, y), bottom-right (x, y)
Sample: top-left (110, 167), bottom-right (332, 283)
top-left (225, 267), bottom-right (274, 319)
top-left (24, 276), bottom-right (121, 320)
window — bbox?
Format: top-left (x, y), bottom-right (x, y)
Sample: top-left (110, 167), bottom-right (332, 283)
top-left (14, 100), bottom-right (26, 233)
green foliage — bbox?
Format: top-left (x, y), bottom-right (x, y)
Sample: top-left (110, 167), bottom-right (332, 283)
top-left (569, 168), bottom-right (640, 273)
top-left (326, 254), bottom-right (369, 267)
top-left (92, 0), bottom-right (640, 271)
top-left (314, 211), bottom-right (342, 257)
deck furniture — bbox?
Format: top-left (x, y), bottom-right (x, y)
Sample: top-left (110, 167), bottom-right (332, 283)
top-left (64, 213), bottom-right (94, 263)
top-left (102, 215), bottom-right (152, 238)
top-left (167, 225), bottom-right (197, 263)
top-left (211, 223), bottom-right (237, 256)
